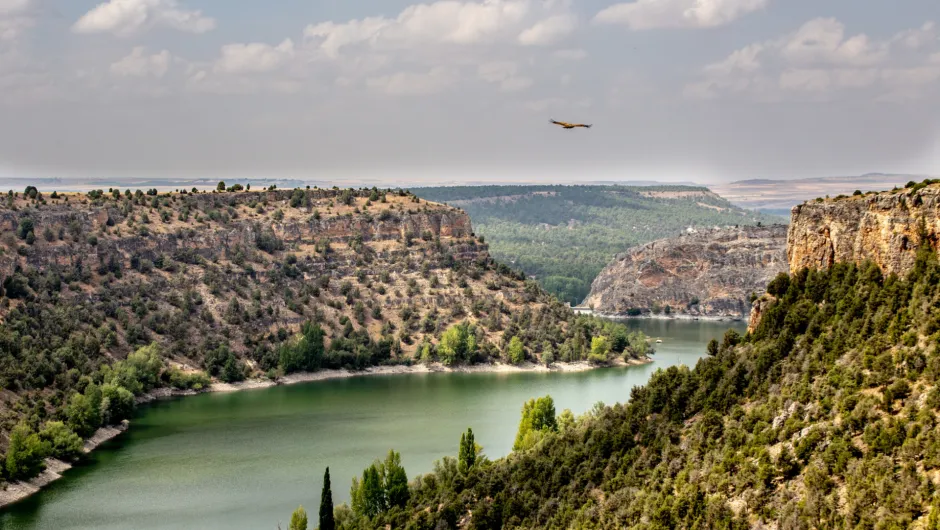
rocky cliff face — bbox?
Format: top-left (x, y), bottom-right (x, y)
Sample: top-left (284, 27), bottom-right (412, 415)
top-left (583, 225), bottom-right (788, 317)
top-left (787, 184), bottom-right (940, 276)
top-left (0, 189), bottom-right (478, 278)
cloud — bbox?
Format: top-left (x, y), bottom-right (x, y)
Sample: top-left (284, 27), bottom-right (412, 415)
top-left (73, 0), bottom-right (216, 37)
top-left (687, 17), bottom-right (940, 100)
top-left (0, 0), bottom-right (28, 15)
top-left (594, 0), bottom-right (767, 30)
top-left (304, 0), bottom-right (575, 57)
top-left (703, 43), bottom-right (763, 75)
top-left (518, 14), bottom-right (576, 45)
top-left (366, 67), bottom-right (459, 95)
top-left (478, 61), bottom-right (532, 91)
top-left (110, 47), bottom-right (171, 77)
top-left (0, 0), bottom-right (32, 41)
top-left (779, 18), bottom-right (888, 67)
top-left (893, 21), bottom-right (936, 50)
top-left (214, 39), bottom-right (295, 74)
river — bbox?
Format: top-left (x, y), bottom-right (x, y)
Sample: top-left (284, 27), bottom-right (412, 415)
top-left (0, 319), bottom-right (745, 530)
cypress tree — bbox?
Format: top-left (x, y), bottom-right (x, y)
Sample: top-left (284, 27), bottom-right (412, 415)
top-left (458, 428), bottom-right (476, 473)
top-left (319, 467), bottom-right (335, 530)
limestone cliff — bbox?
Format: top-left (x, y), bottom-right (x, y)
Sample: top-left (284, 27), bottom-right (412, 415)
top-left (583, 225), bottom-right (788, 317)
top-left (787, 183), bottom-right (940, 276)
top-left (0, 189), bottom-right (479, 279)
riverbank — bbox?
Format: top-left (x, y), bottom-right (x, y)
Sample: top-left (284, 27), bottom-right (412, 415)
top-left (0, 357), bottom-right (651, 509)
top-left (210, 358), bottom-right (651, 393)
top-left (574, 310), bottom-right (745, 323)
top-left (0, 421), bottom-right (130, 508)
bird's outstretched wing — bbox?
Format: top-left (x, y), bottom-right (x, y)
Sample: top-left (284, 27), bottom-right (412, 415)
top-left (550, 118), bottom-right (591, 129)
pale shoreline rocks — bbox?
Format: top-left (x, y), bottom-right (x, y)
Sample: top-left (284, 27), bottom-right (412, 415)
top-left (0, 359), bottom-right (651, 508)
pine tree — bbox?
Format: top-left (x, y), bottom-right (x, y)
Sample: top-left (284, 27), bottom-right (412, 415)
top-left (319, 467), bottom-right (335, 530)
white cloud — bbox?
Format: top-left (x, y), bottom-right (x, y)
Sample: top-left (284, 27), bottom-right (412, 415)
top-left (73, 0), bottom-right (216, 37)
top-left (687, 17), bottom-right (939, 100)
top-left (303, 17), bottom-right (389, 59)
top-left (893, 21), bottom-right (936, 50)
top-left (778, 69), bottom-right (831, 92)
top-left (110, 47), bottom-right (171, 77)
top-left (518, 14), bottom-right (576, 45)
top-left (780, 18), bottom-right (887, 67)
top-left (304, 0), bottom-right (576, 57)
top-left (366, 67), bottom-right (458, 95)
top-left (477, 60), bottom-right (532, 91)
top-left (594, 0), bottom-right (767, 30)
top-left (881, 66), bottom-right (940, 87)
top-left (0, 0), bottom-right (32, 41)
top-left (214, 39), bottom-right (295, 75)
top-left (0, 0), bottom-right (29, 15)
top-left (703, 43), bottom-right (763, 75)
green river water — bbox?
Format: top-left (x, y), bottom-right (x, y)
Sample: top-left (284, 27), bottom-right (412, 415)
top-left (0, 319), bottom-right (746, 530)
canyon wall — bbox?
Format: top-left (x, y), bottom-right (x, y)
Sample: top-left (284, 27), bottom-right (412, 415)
top-left (583, 224), bottom-right (788, 317)
top-left (787, 185), bottom-right (940, 276)
top-left (0, 189), bottom-right (481, 279)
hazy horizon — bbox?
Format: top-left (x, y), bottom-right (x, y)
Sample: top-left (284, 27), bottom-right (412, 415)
top-left (2, 0), bottom-right (939, 182)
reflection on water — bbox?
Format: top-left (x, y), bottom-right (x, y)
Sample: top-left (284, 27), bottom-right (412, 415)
top-left (1, 319), bottom-right (745, 530)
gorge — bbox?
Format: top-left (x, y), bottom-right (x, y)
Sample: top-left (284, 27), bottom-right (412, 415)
top-left (583, 224), bottom-right (789, 318)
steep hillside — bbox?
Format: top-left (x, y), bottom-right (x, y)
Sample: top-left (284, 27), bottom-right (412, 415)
top-left (0, 186), bottom-right (651, 492)
top-left (328, 185), bottom-right (940, 529)
top-left (583, 224), bottom-right (788, 317)
top-left (413, 185), bottom-right (782, 305)
top-left (787, 179), bottom-right (940, 275)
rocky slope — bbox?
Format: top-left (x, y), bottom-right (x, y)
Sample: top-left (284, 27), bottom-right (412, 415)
top-left (787, 180), bottom-right (940, 276)
top-left (583, 224), bottom-right (788, 317)
top-left (0, 185), bottom-right (652, 491)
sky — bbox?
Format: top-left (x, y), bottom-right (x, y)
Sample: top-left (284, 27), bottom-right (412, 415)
top-left (0, 0), bottom-right (939, 185)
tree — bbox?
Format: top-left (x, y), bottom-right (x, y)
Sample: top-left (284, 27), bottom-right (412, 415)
top-left (319, 467), bottom-right (335, 530)
top-left (439, 322), bottom-right (475, 366)
top-left (38, 421), bottom-right (84, 461)
top-left (217, 181), bottom-right (226, 191)
top-left (507, 336), bottom-right (525, 365)
top-left (513, 395), bottom-right (558, 451)
top-left (352, 464), bottom-right (385, 518)
top-left (5, 423), bottom-right (48, 480)
top-left (459, 428), bottom-right (477, 473)
top-left (589, 336), bottom-right (610, 363)
top-left (383, 450), bottom-right (409, 509)
top-left (706, 338), bottom-right (719, 356)
top-left (289, 505), bottom-right (308, 530)
top-left (66, 387), bottom-right (102, 438)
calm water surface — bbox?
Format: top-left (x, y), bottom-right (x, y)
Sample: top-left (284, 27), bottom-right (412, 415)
top-left (1, 319), bottom-right (745, 530)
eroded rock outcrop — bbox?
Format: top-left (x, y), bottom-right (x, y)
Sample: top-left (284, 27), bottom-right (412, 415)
top-left (787, 185), bottom-right (940, 276)
top-left (583, 225), bottom-right (788, 317)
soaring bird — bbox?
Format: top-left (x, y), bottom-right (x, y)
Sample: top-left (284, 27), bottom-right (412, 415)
top-left (550, 119), bottom-right (592, 129)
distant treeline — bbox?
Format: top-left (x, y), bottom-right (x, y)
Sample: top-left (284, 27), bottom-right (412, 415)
top-left (414, 185), bottom-right (783, 304)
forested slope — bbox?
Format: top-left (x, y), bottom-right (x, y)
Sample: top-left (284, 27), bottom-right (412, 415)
top-left (0, 185), bottom-right (649, 493)
top-left (334, 227), bottom-right (940, 527)
top-left (413, 185), bottom-right (782, 304)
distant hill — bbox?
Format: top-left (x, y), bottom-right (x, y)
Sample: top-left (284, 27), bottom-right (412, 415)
top-left (0, 186), bottom-right (652, 494)
top-left (710, 173), bottom-right (928, 216)
top-left (413, 185), bottom-right (783, 305)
